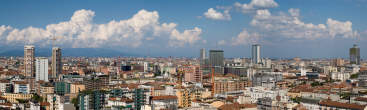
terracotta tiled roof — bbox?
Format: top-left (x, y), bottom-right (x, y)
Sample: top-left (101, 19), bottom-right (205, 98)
top-left (40, 102), bottom-right (50, 106)
top-left (13, 81), bottom-right (28, 85)
top-left (152, 96), bottom-right (177, 100)
top-left (218, 103), bottom-right (256, 110)
top-left (355, 97), bottom-right (367, 102)
top-left (0, 80), bottom-right (9, 83)
top-left (319, 100), bottom-right (365, 110)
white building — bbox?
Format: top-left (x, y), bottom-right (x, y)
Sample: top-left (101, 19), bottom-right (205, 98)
top-left (252, 44), bottom-right (261, 64)
top-left (13, 81), bottom-right (30, 94)
top-left (144, 62), bottom-right (148, 72)
top-left (106, 97), bottom-right (134, 109)
top-left (331, 72), bottom-right (350, 81)
top-left (36, 57), bottom-right (49, 82)
top-left (47, 94), bottom-right (64, 110)
top-left (0, 80), bottom-right (10, 93)
top-left (244, 87), bottom-right (289, 103)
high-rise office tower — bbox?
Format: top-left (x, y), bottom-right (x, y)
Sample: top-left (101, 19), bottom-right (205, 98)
top-left (200, 48), bottom-right (210, 74)
top-left (24, 45), bottom-right (35, 77)
top-left (350, 44), bottom-right (360, 65)
top-left (52, 47), bottom-right (62, 79)
top-left (200, 48), bottom-right (206, 60)
top-left (209, 50), bottom-right (224, 73)
top-left (252, 44), bottom-right (261, 64)
top-left (36, 57), bottom-right (48, 82)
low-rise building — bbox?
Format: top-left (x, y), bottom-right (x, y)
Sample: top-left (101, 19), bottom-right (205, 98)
top-left (2, 93), bottom-right (33, 103)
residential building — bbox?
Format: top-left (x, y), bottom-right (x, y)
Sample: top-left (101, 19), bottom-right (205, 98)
top-left (13, 81), bottom-right (30, 94)
top-left (184, 65), bottom-right (202, 83)
top-left (2, 93), bottom-right (33, 103)
top-left (150, 95), bottom-right (178, 110)
top-left (24, 45), bottom-right (35, 77)
top-left (79, 90), bottom-right (107, 110)
top-left (70, 83), bottom-right (85, 94)
top-left (176, 88), bottom-right (192, 108)
top-left (52, 47), bottom-right (62, 80)
top-left (36, 57), bottom-right (48, 82)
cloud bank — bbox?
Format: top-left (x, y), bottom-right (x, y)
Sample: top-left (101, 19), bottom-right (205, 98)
top-left (0, 9), bottom-right (203, 48)
top-left (250, 9), bottom-right (358, 40)
top-left (224, 0), bottom-right (358, 46)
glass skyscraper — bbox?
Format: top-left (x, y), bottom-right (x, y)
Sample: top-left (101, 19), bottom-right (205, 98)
top-left (209, 50), bottom-right (224, 74)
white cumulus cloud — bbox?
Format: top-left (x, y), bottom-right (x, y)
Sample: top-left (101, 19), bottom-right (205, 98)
top-left (0, 9), bottom-right (203, 48)
top-left (234, 0), bottom-right (278, 14)
top-left (250, 8), bottom-right (357, 40)
top-left (169, 27), bottom-right (202, 47)
top-left (204, 8), bottom-right (231, 20)
top-left (231, 29), bottom-right (260, 46)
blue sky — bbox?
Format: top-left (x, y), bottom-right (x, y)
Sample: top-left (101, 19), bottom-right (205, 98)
top-left (0, 0), bottom-right (366, 58)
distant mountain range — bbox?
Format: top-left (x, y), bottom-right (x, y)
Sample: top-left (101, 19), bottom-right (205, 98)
top-left (0, 48), bottom-right (139, 57)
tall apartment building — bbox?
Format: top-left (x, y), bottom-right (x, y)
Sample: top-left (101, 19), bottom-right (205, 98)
top-left (350, 44), bottom-right (360, 65)
top-left (24, 45), bottom-right (35, 77)
top-left (36, 57), bottom-right (48, 82)
top-left (52, 47), bottom-right (62, 79)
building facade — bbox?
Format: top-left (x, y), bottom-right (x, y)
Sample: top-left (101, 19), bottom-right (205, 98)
top-left (184, 65), bottom-right (202, 83)
top-left (350, 44), bottom-right (360, 65)
top-left (209, 50), bottom-right (224, 74)
top-left (52, 47), bottom-right (62, 80)
top-left (252, 44), bottom-right (261, 64)
top-left (36, 57), bottom-right (48, 82)
top-left (24, 45), bottom-right (35, 77)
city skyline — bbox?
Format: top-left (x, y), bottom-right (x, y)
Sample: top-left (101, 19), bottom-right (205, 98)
top-left (0, 0), bottom-right (366, 58)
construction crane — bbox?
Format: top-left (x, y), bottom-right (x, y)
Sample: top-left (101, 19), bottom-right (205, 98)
top-left (49, 35), bottom-right (63, 47)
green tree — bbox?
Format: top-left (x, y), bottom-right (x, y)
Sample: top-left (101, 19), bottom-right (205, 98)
top-left (350, 74), bottom-right (359, 79)
top-left (71, 97), bottom-right (79, 109)
top-left (31, 94), bottom-right (43, 102)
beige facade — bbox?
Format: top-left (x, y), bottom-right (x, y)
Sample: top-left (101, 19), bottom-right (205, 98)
top-left (2, 93), bottom-right (33, 103)
top-left (213, 81), bottom-right (248, 94)
top-left (70, 83), bottom-right (85, 94)
top-left (41, 86), bottom-right (54, 94)
top-left (176, 88), bottom-right (192, 108)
